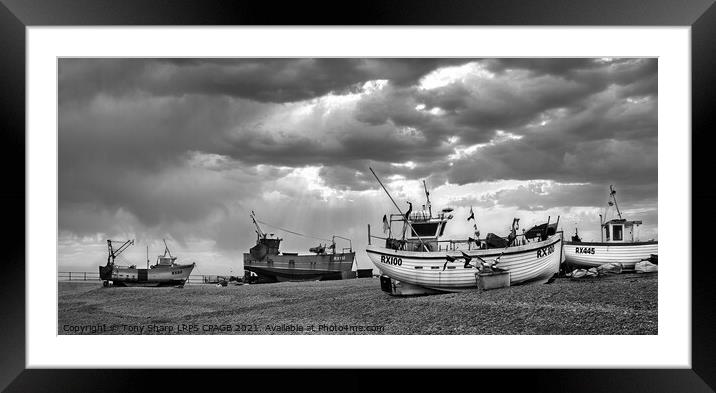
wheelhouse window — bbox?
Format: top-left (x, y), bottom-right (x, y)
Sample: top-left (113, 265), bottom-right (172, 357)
top-left (410, 223), bottom-right (439, 237)
top-left (613, 225), bottom-right (623, 241)
top-left (605, 225), bottom-right (610, 240)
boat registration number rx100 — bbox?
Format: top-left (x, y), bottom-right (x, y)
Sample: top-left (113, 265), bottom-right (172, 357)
top-left (536, 244), bottom-right (555, 258)
top-left (381, 255), bottom-right (403, 266)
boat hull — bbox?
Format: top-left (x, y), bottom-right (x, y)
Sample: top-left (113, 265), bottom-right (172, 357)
top-left (100, 263), bottom-right (195, 286)
top-left (367, 234), bottom-right (564, 294)
top-left (243, 252), bottom-right (356, 282)
top-left (563, 241), bottom-right (657, 269)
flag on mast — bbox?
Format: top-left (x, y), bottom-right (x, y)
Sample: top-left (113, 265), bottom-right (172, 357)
top-left (382, 214), bottom-right (390, 234)
top-left (467, 206), bottom-right (475, 221)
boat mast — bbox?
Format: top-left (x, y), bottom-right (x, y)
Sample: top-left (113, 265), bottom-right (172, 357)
top-left (146, 244), bottom-right (149, 270)
top-left (163, 239), bottom-right (173, 259)
top-left (369, 167), bottom-right (430, 252)
top-left (250, 210), bottom-right (265, 239)
top-left (609, 185), bottom-right (622, 219)
top-left (423, 180), bottom-right (432, 217)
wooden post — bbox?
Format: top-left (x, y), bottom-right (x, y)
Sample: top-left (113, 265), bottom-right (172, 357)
top-left (84, 272), bottom-right (87, 281)
top-left (368, 224), bottom-right (371, 245)
top-left (69, 272), bottom-right (72, 281)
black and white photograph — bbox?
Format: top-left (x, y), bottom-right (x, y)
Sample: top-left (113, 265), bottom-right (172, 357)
top-left (57, 57), bottom-right (658, 335)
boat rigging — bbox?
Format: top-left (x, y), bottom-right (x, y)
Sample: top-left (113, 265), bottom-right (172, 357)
top-left (107, 239), bottom-right (134, 265)
top-left (369, 167), bottom-right (432, 252)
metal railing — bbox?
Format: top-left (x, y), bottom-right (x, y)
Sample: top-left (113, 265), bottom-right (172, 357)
top-left (58, 271), bottom-right (101, 281)
top-left (57, 272), bottom-right (240, 285)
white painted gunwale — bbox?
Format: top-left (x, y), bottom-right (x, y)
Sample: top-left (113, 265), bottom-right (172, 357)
top-left (110, 263), bottom-right (195, 281)
top-left (563, 241), bottom-right (658, 268)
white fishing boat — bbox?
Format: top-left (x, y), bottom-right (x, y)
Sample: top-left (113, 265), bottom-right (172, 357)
top-left (99, 239), bottom-right (196, 287)
top-left (564, 185), bottom-right (657, 270)
top-left (365, 168), bottom-right (564, 296)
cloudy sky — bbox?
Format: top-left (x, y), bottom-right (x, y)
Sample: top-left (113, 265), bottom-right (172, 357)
top-left (58, 58), bottom-right (657, 274)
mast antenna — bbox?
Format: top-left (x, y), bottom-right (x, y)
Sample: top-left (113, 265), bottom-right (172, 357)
top-left (423, 179), bottom-right (432, 216)
top-left (609, 185), bottom-right (622, 219)
top-left (370, 167), bottom-right (430, 252)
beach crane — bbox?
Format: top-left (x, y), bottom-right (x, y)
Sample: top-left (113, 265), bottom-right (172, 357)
top-left (106, 239), bottom-right (134, 265)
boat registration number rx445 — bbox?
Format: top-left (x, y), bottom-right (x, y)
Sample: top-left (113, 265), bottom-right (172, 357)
top-left (575, 247), bottom-right (596, 254)
top-left (537, 244), bottom-right (556, 258)
top-left (380, 255), bottom-right (403, 266)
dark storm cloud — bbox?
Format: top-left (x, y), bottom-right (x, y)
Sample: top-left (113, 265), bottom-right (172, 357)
top-left (484, 58), bottom-right (657, 95)
top-left (60, 59), bottom-right (657, 178)
top-left (452, 182), bottom-right (658, 211)
top-left (59, 58), bottom-right (473, 104)
top-left (446, 134), bottom-right (657, 186)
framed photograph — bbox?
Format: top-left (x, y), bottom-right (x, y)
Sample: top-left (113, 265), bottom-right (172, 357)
top-left (3, 0), bottom-right (714, 391)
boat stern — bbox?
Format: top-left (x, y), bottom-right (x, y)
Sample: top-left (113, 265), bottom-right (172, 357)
top-left (98, 264), bottom-right (113, 281)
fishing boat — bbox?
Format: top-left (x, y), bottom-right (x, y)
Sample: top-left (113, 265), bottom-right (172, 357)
top-left (365, 168), bottom-right (564, 296)
top-left (243, 211), bottom-right (356, 282)
top-left (564, 185), bottom-right (658, 270)
top-left (98, 239), bottom-right (196, 287)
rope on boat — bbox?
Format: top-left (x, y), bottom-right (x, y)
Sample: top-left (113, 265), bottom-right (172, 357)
top-left (255, 219), bottom-right (333, 243)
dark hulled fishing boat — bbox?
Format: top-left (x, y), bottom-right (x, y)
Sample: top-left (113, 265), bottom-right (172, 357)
top-left (243, 212), bottom-right (356, 283)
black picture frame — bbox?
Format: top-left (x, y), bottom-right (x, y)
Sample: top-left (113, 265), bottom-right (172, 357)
top-left (2, 0), bottom-right (714, 391)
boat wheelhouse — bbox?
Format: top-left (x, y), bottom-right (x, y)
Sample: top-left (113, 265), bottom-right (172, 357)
top-left (601, 218), bottom-right (642, 243)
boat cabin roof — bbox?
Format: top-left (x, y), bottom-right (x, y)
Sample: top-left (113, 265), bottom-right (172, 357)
top-left (406, 218), bottom-right (448, 239)
top-left (602, 218), bottom-right (642, 227)
top-left (387, 208), bottom-right (452, 240)
top-left (157, 256), bottom-right (176, 266)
